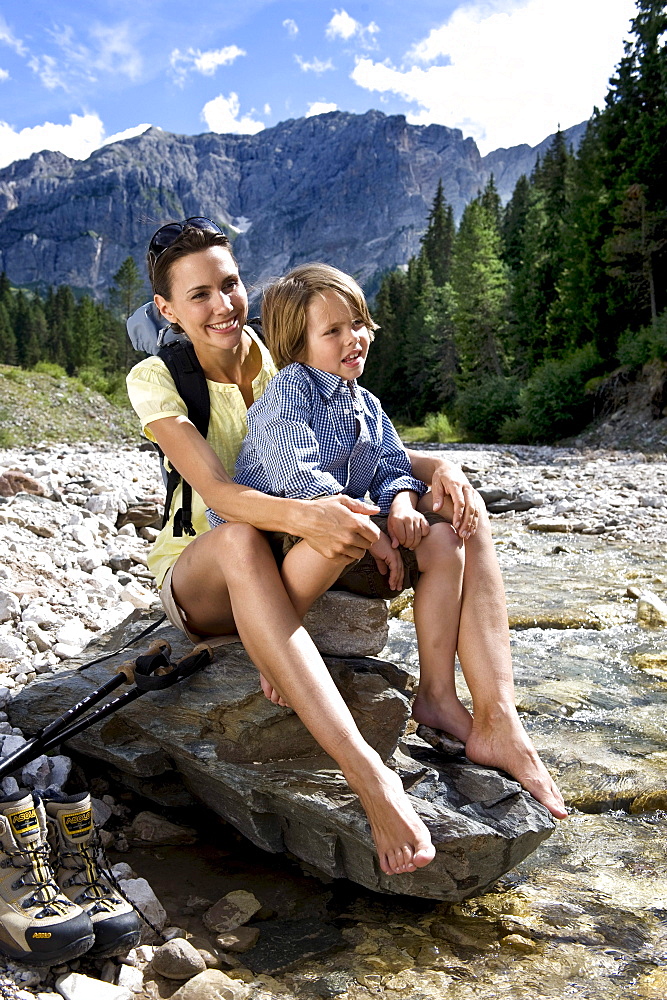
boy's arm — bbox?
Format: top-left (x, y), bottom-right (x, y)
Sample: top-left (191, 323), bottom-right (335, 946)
top-left (368, 410), bottom-right (428, 513)
top-left (404, 449), bottom-right (480, 537)
top-left (242, 375), bottom-right (346, 501)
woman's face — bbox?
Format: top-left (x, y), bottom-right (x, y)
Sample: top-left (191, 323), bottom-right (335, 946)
top-left (155, 247), bottom-right (248, 352)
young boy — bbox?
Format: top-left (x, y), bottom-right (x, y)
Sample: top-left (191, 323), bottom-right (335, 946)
top-left (207, 262), bottom-right (474, 744)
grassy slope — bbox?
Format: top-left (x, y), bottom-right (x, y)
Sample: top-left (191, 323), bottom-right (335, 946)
top-left (0, 366), bottom-right (141, 447)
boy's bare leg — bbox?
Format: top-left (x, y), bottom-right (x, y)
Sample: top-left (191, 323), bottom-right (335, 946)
top-left (415, 494), bottom-right (567, 819)
top-left (171, 523), bottom-right (436, 873)
top-left (410, 522), bottom-right (473, 741)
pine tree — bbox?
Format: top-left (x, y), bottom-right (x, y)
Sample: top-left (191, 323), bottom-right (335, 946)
top-left (502, 174), bottom-right (530, 273)
top-left (71, 296), bottom-right (103, 371)
top-left (44, 285), bottom-right (75, 370)
top-left (451, 198), bottom-right (509, 382)
top-left (420, 181), bottom-right (456, 287)
top-left (0, 303), bottom-right (16, 365)
top-left (14, 294), bottom-right (43, 369)
top-left (109, 256), bottom-right (146, 368)
top-left (510, 129), bottom-right (574, 372)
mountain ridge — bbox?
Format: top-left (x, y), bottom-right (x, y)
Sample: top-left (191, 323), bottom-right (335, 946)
top-left (0, 110), bottom-right (586, 301)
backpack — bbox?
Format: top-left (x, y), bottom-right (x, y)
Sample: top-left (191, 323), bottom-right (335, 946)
top-left (126, 301), bottom-right (264, 537)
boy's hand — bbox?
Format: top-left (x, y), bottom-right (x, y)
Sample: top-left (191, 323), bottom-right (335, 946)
top-left (370, 531), bottom-right (404, 592)
top-left (387, 491), bottom-right (430, 550)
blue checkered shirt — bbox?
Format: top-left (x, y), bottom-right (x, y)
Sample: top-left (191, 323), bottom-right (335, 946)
top-left (205, 363), bottom-right (426, 527)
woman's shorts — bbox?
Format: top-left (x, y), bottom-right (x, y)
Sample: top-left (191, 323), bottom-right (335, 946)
top-left (159, 563), bottom-right (241, 647)
top-left (272, 511), bottom-right (449, 600)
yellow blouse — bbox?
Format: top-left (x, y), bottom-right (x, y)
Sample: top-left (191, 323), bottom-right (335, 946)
top-left (126, 327), bottom-right (277, 587)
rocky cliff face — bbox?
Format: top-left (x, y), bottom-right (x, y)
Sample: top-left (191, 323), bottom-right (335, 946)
top-left (0, 110), bottom-right (585, 300)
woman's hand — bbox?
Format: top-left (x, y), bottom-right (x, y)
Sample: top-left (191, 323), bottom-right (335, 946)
top-left (386, 491), bottom-right (430, 550)
top-left (405, 450), bottom-right (481, 540)
top-left (298, 495), bottom-right (381, 561)
top-left (370, 531), bottom-right (404, 592)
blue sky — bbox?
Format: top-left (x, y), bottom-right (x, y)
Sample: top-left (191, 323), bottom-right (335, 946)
top-left (0, 0), bottom-right (637, 168)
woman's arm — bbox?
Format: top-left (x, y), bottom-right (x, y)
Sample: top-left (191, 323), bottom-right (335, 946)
top-left (405, 449), bottom-right (481, 537)
top-left (149, 415), bottom-right (380, 559)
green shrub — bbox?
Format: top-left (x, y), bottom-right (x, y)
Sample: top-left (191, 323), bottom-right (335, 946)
top-left (33, 361), bottom-right (67, 377)
top-left (498, 414), bottom-right (535, 444)
top-left (0, 428), bottom-right (14, 448)
top-left (616, 311), bottom-right (667, 368)
top-left (76, 367), bottom-right (127, 403)
top-left (454, 375), bottom-right (521, 442)
top-left (423, 411), bottom-right (457, 443)
top-left (518, 343), bottom-right (603, 442)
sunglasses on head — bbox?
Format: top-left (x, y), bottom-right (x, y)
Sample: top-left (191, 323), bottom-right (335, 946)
top-left (148, 217), bottom-right (223, 262)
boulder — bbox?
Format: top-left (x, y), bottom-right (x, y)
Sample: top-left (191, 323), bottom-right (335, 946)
top-left (8, 620), bottom-right (554, 902)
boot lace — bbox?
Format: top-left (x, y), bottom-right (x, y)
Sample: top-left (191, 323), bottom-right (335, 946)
top-left (1, 842), bottom-right (73, 918)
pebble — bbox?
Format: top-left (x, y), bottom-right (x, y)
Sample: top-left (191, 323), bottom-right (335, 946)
top-left (55, 972), bottom-right (132, 999)
top-left (203, 891), bottom-right (262, 934)
top-left (129, 811), bottom-right (197, 845)
top-left (169, 970), bottom-right (249, 1000)
top-left (151, 938), bottom-right (207, 980)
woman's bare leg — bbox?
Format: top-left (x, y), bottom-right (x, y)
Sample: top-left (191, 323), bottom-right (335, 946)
top-left (170, 523), bottom-right (436, 873)
top-left (414, 495), bottom-right (567, 819)
top-left (410, 523), bottom-right (473, 741)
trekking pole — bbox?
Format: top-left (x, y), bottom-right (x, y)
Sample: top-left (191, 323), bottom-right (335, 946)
top-left (0, 641), bottom-right (212, 781)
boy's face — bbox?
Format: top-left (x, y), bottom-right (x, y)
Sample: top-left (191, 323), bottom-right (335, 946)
top-left (301, 289), bottom-right (370, 380)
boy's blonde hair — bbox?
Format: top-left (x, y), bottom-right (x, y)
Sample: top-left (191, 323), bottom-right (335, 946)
top-left (261, 263), bottom-right (378, 370)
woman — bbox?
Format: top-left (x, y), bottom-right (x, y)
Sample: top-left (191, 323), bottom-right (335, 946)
top-left (126, 219), bottom-right (566, 878)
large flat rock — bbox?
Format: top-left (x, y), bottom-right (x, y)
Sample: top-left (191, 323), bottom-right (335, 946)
top-left (8, 623), bottom-right (554, 900)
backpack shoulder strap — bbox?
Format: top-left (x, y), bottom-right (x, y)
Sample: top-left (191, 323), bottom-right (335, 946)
top-left (247, 317), bottom-right (265, 343)
top-left (156, 341), bottom-right (211, 537)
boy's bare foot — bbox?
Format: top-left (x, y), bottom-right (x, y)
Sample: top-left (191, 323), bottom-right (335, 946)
top-left (411, 691), bottom-right (473, 743)
top-left (345, 763), bottom-right (436, 875)
top-left (465, 708), bottom-right (568, 819)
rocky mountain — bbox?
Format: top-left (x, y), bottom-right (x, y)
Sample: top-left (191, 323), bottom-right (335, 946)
top-left (0, 110), bottom-right (585, 302)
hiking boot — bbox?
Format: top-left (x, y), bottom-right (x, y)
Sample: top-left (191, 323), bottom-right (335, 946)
top-left (45, 792), bottom-right (141, 957)
top-left (0, 790), bottom-right (94, 965)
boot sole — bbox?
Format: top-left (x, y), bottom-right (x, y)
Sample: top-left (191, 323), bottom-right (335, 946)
top-left (0, 930), bottom-right (95, 966)
top-left (89, 926), bottom-right (142, 958)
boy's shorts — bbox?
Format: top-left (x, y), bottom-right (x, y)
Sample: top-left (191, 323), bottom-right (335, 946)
top-left (159, 510), bottom-right (450, 643)
top-left (271, 511), bottom-right (449, 600)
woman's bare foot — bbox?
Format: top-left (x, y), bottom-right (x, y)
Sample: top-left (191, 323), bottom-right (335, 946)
top-left (411, 690), bottom-right (473, 743)
top-left (465, 707), bottom-right (568, 819)
top-left (259, 673), bottom-right (291, 708)
top-left (345, 761), bottom-right (436, 875)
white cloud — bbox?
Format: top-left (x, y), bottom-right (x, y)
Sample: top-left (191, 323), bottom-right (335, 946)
top-left (326, 9), bottom-right (359, 40)
top-left (170, 45), bottom-right (245, 85)
top-left (29, 54), bottom-right (67, 91)
top-left (103, 124), bottom-right (153, 146)
top-left (0, 17), bottom-right (27, 56)
top-left (0, 68), bottom-right (8, 82)
top-left (283, 18), bottom-right (299, 38)
top-left (306, 102), bottom-right (338, 117)
top-left (201, 93), bottom-right (264, 135)
top-left (0, 113), bottom-right (104, 169)
top-left (295, 55), bottom-right (334, 74)
top-left (351, 0), bottom-right (636, 154)
top-left (0, 114), bottom-right (155, 169)
top-left (263, 103), bottom-right (272, 115)
top-left (326, 9), bottom-right (379, 47)
top-left (87, 22), bottom-right (142, 80)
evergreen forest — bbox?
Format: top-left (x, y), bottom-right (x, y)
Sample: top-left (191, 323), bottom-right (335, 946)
top-left (0, 258), bottom-right (146, 403)
top-left (0, 0), bottom-right (665, 444)
top-left (362, 0), bottom-right (667, 442)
